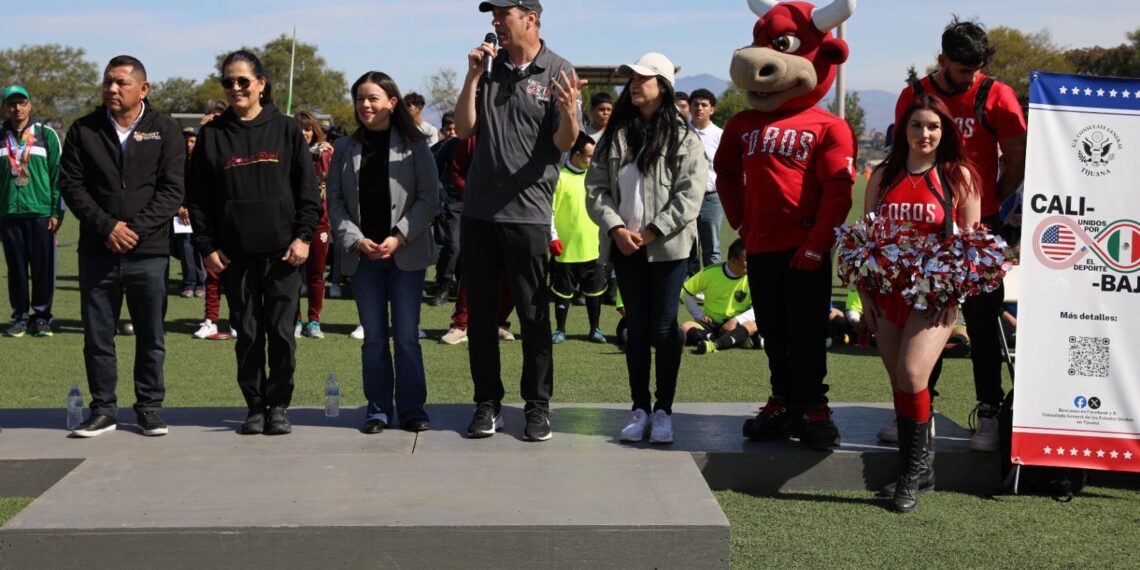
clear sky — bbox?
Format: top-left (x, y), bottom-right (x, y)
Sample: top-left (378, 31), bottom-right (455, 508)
top-left (9, 1), bottom-right (1139, 95)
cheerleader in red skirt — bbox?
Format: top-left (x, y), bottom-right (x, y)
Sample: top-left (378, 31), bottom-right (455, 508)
top-left (861, 94), bottom-right (981, 513)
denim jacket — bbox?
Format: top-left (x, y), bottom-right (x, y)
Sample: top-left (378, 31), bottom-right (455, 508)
top-left (585, 124), bottom-right (707, 264)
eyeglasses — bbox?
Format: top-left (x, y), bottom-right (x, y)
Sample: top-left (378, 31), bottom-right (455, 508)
top-left (220, 77), bottom-right (253, 90)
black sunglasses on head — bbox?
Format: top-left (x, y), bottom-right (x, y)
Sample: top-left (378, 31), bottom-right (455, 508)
top-left (220, 77), bottom-right (254, 90)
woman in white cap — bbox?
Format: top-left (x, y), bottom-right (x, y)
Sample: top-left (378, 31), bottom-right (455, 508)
top-left (585, 52), bottom-right (707, 444)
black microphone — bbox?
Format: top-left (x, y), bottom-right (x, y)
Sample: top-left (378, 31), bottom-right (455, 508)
top-left (483, 33), bottom-right (497, 81)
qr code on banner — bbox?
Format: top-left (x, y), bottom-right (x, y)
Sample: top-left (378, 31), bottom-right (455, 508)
top-left (1068, 336), bottom-right (1110, 378)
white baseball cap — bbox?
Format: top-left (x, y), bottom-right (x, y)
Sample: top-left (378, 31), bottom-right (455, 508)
top-left (619, 52), bottom-right (676, 88)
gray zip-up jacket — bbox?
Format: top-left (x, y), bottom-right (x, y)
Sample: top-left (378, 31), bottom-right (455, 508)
top-left (585, 124), bottom-right (707, 264)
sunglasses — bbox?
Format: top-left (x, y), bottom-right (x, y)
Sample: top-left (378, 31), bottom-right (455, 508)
top-left (220, 77), bottom-right (254, 90)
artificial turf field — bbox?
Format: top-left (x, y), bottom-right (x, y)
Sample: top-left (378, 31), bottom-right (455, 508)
top-left (1, 178), bottom-right (1137, 567)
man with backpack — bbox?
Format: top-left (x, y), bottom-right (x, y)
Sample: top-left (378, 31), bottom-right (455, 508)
top-left (891, 16), bottom-right (1027, 453)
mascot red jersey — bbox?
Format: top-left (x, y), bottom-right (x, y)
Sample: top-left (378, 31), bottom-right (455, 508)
top-left (714, 0), bottom-right (856, 449)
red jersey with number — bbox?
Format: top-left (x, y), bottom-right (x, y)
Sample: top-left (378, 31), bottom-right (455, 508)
top-left (715, 107), bottom-right (856, 254)
top-left (876, 168), bottom-right (954, 237)
top-left (895, 74), bottom-right (1026, 217)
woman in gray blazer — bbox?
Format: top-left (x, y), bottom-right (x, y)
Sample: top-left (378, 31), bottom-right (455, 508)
top-left (327, 71), bottom-right (441, 434)
top-left (586, 53), bottom-right (706, 445)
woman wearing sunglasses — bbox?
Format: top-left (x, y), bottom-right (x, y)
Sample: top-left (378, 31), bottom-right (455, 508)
top-left (187, 50), bottom-right (322, 436)
top-left (585, 53), bottom-right (706, 444)
top-left (326, 71), bottom-right (439, 434)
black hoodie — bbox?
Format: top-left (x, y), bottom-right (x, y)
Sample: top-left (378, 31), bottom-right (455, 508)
top-left (188, 104), bottom-right (320, 257)
top-left (59, 103), bottom-right (185, 255)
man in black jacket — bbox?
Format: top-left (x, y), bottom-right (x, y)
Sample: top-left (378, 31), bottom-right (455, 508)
top-left (60, 55), bottom-right (185, 438)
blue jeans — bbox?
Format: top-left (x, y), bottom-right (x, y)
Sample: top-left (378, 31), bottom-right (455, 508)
top-left (611, 247), bottom-right (688, 414)
top-left (697, 192), bottom-right (724, 267)
top-left (353, 258), bottom-right (428, 424)
top-left (173, 233), bottom-right (205, 289)
top-left (78, 254), bottom-right (168, 416)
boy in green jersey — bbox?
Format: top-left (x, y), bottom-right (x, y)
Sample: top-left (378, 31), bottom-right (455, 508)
top-left (550, 133), bottom-right (606, 344)
top-left (680, 239), bottom-right (756, 354)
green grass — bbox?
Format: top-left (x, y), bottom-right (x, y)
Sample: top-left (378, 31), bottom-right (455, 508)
top-left (718, 487), bottom-right (1140, 568)
top-left (3, 177), bottom-right (1137, 564)
top-left (0, 498), bottom-right (33, 526)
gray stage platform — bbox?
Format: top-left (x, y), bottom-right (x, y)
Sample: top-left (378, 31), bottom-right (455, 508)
top-left (0, 402), bottom-right (996, 492)
top-left (0, 403), bottom-right (992, 568)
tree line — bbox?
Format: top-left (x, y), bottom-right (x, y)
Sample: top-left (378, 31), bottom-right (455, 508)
top-left (3, 26), bottom-right (1137, 133)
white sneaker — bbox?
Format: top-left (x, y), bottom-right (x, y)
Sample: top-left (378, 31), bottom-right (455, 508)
top-left (497, 327), bottom-right (515, 341)
top-left (293, 321), bottom-right (302, 338)
top-left (193, 320), bottom-right (217, 339)
top-left (619, 409), bottom-right (650, 442)
top-left (440, 327), bottom-right (468, 345)
top-left (970, 403), bottom-right (999, 452)
top-left (229, 327), bottom-right (238, 338)
top-left (649, 409), bottom-right (673, 444)
top-left (350, 325), bottom-right (365, 340)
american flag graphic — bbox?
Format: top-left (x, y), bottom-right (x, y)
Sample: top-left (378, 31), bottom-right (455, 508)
top-left (1041, 224), bottom-right (1077, 261)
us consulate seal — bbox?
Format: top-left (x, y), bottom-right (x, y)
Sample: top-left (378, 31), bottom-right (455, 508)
top-left (1072, 124), bottom-right (1122, 177)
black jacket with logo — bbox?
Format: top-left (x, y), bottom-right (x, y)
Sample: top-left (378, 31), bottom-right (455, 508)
top-left (187, 104), bottom-right (320, 258)
top-left (59, 104), bottom-right (186, 255)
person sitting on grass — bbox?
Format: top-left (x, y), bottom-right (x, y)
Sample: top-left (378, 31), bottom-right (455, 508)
top-left (679, 239), bottom-right (756, 355)
top-left (550, 132), bottom-right (606, 344)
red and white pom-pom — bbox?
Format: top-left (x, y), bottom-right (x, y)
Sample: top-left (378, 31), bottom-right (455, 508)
top-left (839, 218), bottom-right (1014, 313)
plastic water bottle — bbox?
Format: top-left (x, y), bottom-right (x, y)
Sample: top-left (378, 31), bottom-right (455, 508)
top-left (66, 383), bottom-right (84, 430)
top-left (324, 373), bottom-right (340, 419)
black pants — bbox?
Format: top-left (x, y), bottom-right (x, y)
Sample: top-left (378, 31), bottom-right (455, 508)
top-left (928, 214), bottom-right (1006, 406)
top-left (221, 255), bottom-right (303, 411)
top-left (434, 194), bottom-right (464, 285)
top-left (1, 216), bottom-right (56, 322)
top-left (78, 254), bottom-right (168, 416)
top-left (612, 247), bottom-right (687, 414)
top-left (461, 217), bottom-right (553, 410)
top-left (748, 248), bottom-right (831, 409)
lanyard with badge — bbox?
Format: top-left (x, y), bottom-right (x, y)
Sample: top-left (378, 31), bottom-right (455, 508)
top-left (5, 126), bottom-right (34, 187)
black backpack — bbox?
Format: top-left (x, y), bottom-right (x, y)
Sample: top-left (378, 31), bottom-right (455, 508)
top-left (998, 389), bottom-right (1088, 501)
top-left (912, 75), bottom-right (997, 136)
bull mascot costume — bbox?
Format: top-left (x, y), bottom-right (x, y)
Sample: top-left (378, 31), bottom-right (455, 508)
top-left (715, 0), bottom-right (857, 449)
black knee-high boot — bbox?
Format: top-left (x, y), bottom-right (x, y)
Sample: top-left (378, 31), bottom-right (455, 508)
top-left (880, 418), bottom-right (936, 496)
top-left (893, 417), bottom-right (934, 513)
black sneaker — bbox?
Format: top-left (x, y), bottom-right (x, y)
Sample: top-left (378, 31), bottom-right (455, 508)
top-left (4, 320), bottom-right (27, 338)
top-left (137, 410), bottom-right (168, 436)
top-left (72, 413), bottom-right (117, 438)
top-left (264, 407), bottom-right (292, 435)
top-left (742, 397), bottom-right (794, 441)
top-left (240, 410), bottom-right (266, 435)
top-left (796, 405), bottom-right (841, 449)
top-left (466, 402), bottom-right (503, 438)
top-left (29, 318), bottom-right (53, 337)
top-left (361, 419), bottom-right (385, 434)
top-left (426, 287), bottom-right (449, 307)
top-left (523, 407), bottom-right (552, 442)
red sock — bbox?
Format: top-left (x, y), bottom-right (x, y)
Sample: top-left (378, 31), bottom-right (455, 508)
top-left (893, 388), bottom-right (931, 423)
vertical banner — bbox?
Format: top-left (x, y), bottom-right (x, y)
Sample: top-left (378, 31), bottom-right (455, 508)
top-left (1014, 71), bottom-right (1140, 473)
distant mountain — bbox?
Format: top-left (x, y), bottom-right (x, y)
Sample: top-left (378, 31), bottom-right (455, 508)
top-left (675, 74), bottom-right (732, 97)
top-left (677, 73), bottom-right (897, 134)
top-left (822, 87), bottom-right (898, 135)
